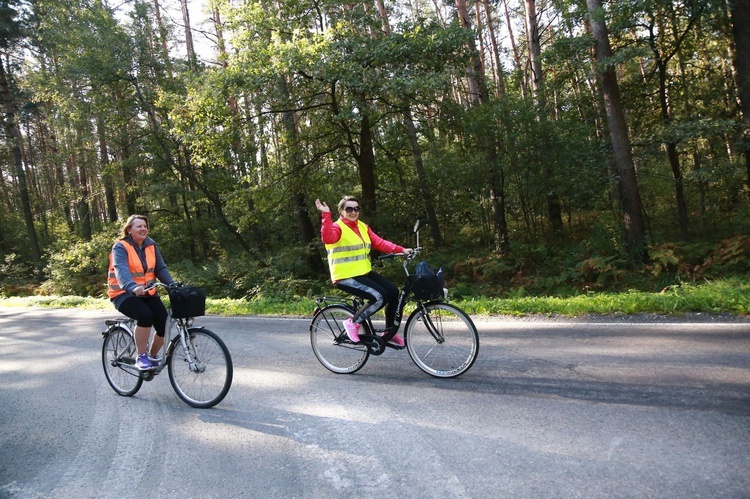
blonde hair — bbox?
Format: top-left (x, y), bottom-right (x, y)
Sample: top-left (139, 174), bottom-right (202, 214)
top-left (337, 196), bottom-right (359, 212)
top-left (120, 215), bottom-right (149, 239)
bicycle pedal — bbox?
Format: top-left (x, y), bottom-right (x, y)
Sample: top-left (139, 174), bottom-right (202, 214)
top-left (385, 343), bottom-right (406, 350)
top-left (359, 334), bottom-right (386, 355)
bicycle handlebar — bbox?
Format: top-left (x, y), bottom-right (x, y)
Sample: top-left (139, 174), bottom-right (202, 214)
top-left (143, 281), bottom-right (183, 292)
top-left (377, 247), bottom-right (421, 261)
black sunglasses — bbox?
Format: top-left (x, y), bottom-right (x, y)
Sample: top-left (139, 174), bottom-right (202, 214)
top-left (344, 206), bottom-right (361, 213)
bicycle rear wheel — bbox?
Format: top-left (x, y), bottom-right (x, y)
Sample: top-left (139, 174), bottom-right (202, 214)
top-left (310, 304), bottom-right (369, 374)
top-left (168, 327), bottom-right (233, 408)
top-left (102, 326), bottom-right (143, 396)
top-left (405, 302), bottom-right (479, 378)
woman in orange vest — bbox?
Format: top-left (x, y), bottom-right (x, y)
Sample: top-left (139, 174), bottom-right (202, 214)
top-left (316, 196), bottom-right (413, 346)
top-left (107, 215), bottom-right (176, 371)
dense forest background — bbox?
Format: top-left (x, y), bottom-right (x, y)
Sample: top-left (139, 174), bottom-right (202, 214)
top-left (0, 0), bottom-right (748, 301)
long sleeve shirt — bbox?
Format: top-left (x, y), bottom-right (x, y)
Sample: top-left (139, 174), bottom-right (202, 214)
top-left (110, 236), bottom-right (175, 307)
top-left (320, 212), bottom-right (405, 255)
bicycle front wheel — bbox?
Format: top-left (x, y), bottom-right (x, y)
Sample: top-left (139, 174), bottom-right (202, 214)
top-left (310, 304), bottom-right (369, 374)
top-left (405, 302), bottom-right (479, 378)
top-left (168, 327), bottom-right (233, 408)
top-left (102, 326), bottom-right (143, 396)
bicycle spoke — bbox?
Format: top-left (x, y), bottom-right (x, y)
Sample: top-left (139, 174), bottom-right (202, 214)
top-left (102, 326), bottom-right (143, 396)
top-left (168, 328), bottom-right (232, 408)
top-left (406, 303), bottom-right (479, 378)
top-left (310, 305), bottom-right (369, 374)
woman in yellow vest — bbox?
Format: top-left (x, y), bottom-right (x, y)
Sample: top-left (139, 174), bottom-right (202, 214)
top-left (107, 215), bottom-right (176, 371)
top-left (316, 196), bottom-right (413, 346)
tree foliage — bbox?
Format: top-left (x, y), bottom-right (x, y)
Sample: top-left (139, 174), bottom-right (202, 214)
top-left (0, 0), bottom-right (746, 298)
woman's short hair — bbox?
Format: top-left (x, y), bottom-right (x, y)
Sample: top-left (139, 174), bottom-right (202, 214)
top-left (337, 196), bottom-right (359, 212)
top-left (120, 215), bottom-right (149, 239)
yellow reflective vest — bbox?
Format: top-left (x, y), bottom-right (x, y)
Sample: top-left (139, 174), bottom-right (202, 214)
top-left (107, 241), bottom-right (157, 299)
top-left (325, 219), bottom-right (372, 281)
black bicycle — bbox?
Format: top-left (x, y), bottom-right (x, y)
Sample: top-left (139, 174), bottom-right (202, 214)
top-left (310, 221), bottom-right (479, 378)
top-left (101, 283), bottom-right (233, 408)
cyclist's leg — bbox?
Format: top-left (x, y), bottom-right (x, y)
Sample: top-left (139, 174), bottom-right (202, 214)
top-left (335, 275), bottom-right (386, 326)
top-left (116, 297), bottom-right (152, 351)
top-left (141, 295), bottom-right (168, 355)
top-left (365, 271), bottom-right (399, 329)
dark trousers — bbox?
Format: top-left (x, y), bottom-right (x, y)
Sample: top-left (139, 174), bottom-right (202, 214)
top-left (116, 295), bottom-right (169, 337)
top-left (335, 271), bottom-right (399, 328)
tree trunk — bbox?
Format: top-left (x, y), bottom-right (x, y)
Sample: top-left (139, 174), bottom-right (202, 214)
top-left (357, 111), bottom-right (377, 217)
top-left (502, 0), bottom-right (525, 98)
top-left (375, 0), bottom-right (390, 34)
top-left (653, 43), bottom-right (689, 239)
top-left (482, 0), bottom-right (506, 95)
top-left (179, 0), bottom-right (197, 70)
top-left (0, 56), bottom-right (42, 271)
top-left (115, 86), bottom-right (138, 215)
top-left (96, 114), bottom-right (117, 223)
top-left (214, 6), bottom-right (245, 175)
top-left (525, 0), bottom-right (563, 233)
top-left (152, 0), bottom-right (173, 77)
top-left (278, 74), bottom-right (316, 245)
top-left (729, 0), bottom-right (750, 201)
top-left (403, 108), bottom-right (443, 247)
top-left (74, 129), bottom-right (92, 241)
top-left (456, 0), bottom-right (509, 254)
top-left (586, 0), bottom-right (647, 262)
top-left (455, 0), bottom-right (484, 104)
top-left (377, 0), bottom-right (442, 244)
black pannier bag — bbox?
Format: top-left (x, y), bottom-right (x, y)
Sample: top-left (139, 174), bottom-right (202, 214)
top-left (168, 286), bottom-right (206, 318)
top-left (409, 261), bottom-right (445, 301)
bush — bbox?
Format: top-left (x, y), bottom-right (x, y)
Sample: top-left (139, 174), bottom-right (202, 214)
top-left (0, 253), bottom-right (38, 296)
top-left (40, 231), bottom-right (115, 297)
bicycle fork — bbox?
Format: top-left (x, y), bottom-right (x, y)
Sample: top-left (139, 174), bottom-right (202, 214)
top-left (177, 327), bottom-right (207, 373)
top-left (417, 302), bottom-right (445, 344)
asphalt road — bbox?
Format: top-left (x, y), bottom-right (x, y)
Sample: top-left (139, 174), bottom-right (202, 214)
top-left (1, 307), bottom-right (748, 498)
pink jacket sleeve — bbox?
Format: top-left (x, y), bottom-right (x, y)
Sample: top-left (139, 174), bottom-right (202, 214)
top-left (368, 227), bottom-right (405, 254)
top-left (320, 212), bottom-right (342, 245)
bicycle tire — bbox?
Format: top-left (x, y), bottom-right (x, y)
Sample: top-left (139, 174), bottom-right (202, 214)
top-left (102, 326), bottom-right (143, 396)
top-left (167, 327), bottom-right (233, 408)
top-left (310, 304), bottom-right (369, 374)
top-left (405, 302), bottom-right (479, 378)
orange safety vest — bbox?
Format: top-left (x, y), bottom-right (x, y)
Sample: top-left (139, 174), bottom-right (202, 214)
top-left (325, 219), bottom-right (372, 281)
top-left (107, 241), bottom-right (157, 299)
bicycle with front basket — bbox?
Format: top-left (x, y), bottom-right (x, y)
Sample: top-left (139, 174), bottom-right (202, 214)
top-left (310, 221), bottom-right (479, 378)
top-left (101, 282), bottom-right (233, 408)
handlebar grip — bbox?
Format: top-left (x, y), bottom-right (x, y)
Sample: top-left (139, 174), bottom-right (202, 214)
top-left (378, 253), bottom-right (402, 260)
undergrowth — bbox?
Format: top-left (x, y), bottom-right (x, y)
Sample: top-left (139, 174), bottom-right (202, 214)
top-left (1, 277), bottom-right (747, 317)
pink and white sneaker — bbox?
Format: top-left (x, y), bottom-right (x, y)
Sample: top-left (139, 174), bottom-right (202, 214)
top-left (343, 319), bottom-right (361, 343)
top-left (384, 333), bottom-right (405, 347)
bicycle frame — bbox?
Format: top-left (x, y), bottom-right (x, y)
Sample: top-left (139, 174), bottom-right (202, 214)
top-left (310, 220), bottom-right (478, 378)
top-left (314, 254), bottom-right (445, 346)
top-left (146, 282), bottom-right (208, 376)
top-left (104, 287), bottom-right (207, 378)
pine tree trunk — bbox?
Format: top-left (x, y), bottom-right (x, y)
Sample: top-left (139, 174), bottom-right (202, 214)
top-left (525, 0), bottom-right (563, 233)
top-left (729, 0), bottom-right (750, 201)
top-left (404, 108), bottom-right (443, 247)
top-left (586, 0), bottom-right (647, 262)
top-left (180, 0), bottom-right (197, 70)
top-left (456, 0), bottom-right (510, 254)
top-left (0, 57), bottom-right (42, 271)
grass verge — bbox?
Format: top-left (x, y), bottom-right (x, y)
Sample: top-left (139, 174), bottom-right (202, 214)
top-left (1, 278), bottom-right (747, 317)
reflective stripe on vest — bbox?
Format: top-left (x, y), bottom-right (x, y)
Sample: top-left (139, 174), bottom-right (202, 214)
top-left (107, 241), bottom-right (157, 299)
top-left (325, 219), bottom-right (372, 281)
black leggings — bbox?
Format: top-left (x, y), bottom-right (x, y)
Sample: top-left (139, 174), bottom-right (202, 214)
top-left (116, 295), bottom-right (169, 337)
top-left (335, 272), bottom-right (399, 329)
